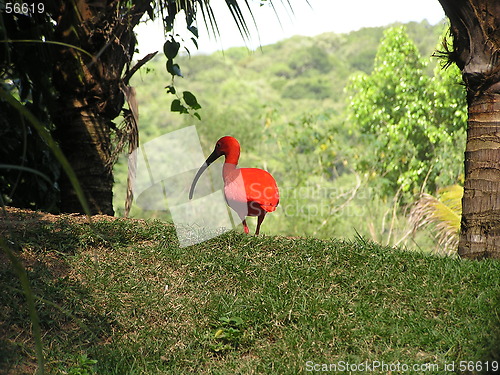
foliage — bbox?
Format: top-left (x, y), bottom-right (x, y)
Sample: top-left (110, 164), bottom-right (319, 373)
top-left (0, 108), bottom-right (59, 211)
top-left (346, 26), bottom-right (467, 198)
top-left (206, 316), bottom-right (247, 352)
top-left (2, 212), bottom-right (500, 373)
top-left (410, 185), bottom-right (462, 255)
top-left (67, 354), bottom-right (97, 375)
top-left (163, 35), bottom-right (202, 120)
top-left (0, 0), bottom-right (293, 212)
top-left (114, 21), bottom-right (462, 249)
top-left (0, 5), bottom-right (60, 211)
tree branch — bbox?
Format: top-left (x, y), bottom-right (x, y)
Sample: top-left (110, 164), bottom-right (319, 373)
top-left (122, 51), bottom-right (158, 85)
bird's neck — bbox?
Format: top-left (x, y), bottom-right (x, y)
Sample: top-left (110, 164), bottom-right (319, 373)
top-left (223, 161), bottom-right (238, 176)
top-left (222, 150), bottom-right (240, 180)
top-left (224, 150), bottom-right (239, 165)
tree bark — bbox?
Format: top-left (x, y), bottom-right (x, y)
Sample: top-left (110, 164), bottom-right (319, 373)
top-left (54, 104), bottom-right (115, 215)
top-left (51, 0), bottom-right (145, 215)
top-left (461, 96), bottom-right (500, 258)
top-left (438, 0), bottom-right (500, 258)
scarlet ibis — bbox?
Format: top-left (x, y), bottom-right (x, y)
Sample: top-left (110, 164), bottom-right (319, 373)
top-left (189, 136), bottom-right (279, 235)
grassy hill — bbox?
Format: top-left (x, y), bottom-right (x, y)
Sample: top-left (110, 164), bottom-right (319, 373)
top-left (1, 208), bottom-right (499, 374)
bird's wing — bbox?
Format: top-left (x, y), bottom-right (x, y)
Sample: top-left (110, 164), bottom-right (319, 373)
top-left (240, 168), bottom-right (279, 211)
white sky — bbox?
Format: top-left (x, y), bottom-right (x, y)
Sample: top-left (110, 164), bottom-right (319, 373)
top-left (135, 0), bottom-right (446, 55)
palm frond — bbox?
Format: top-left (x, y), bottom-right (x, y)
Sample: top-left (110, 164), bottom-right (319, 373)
top-left (226, 0), bottom-right (252, 39)
top-left (197, 0), bottom-right (221, 40)
top-left (151, 0), bottom-right (298, 44)
top-left (410, 185), bottom-right (463, 256)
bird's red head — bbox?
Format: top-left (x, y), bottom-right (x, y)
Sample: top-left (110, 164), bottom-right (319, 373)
top-left (213, 136), bottom-right (240, 161)
top-left (189, 136), bottom-right (241, 199)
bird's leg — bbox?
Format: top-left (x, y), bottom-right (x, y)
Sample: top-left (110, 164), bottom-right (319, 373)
top-left (255, 213), bottom-right (266, 235)
top-left (241, 219), bottom-right (250, 234)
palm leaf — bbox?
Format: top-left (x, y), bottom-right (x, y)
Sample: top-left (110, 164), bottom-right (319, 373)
top-left (410, 185), bottom-right (463, 255)
top-left (153, 0), bottom-right (298, 43)
top-left (199, 0), bottom-right (221, 39)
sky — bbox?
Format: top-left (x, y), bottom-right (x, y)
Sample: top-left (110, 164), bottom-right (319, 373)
top-left (135, 0), bottom-right (446, 55)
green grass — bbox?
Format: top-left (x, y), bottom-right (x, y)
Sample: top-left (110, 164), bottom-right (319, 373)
top-left (1, 213), bottom-right (500, 374)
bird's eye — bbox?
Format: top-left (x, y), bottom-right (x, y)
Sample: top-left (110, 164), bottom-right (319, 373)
top-left (216, 142), bottom-right (221, 148)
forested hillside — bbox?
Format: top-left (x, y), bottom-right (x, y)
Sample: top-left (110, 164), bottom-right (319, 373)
top-left (114, 19), bottom-right (465, 252)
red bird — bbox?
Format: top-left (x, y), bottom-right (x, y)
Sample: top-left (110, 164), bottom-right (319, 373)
top-left (189, 136), bottom-right (279, 235)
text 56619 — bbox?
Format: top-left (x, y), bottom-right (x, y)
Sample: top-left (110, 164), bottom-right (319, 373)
top-left (4, 2), bottom-right (45, 16)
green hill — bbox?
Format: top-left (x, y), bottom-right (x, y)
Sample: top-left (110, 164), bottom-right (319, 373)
top-left (113, 19), bottom-right (453, 249)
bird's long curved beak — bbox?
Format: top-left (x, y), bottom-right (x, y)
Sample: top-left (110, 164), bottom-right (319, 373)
top-left (189, 150), bottom-right (221, 199)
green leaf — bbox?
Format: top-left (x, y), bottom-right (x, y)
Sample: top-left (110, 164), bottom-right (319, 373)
top-left (163, 38), bottom-right (180, 59)
top-left (227, 317), bottom-right (243, 326)
top-left (166, 59), bottom-right (183, 77)
top-left (183, 91), bottom-right (201, 110)
top-left (171, 99), bottom-right (188, 114)
top-left (0, 164), bottom-right (52, 184)
top-left (172, 64), bottom-right (183, 77)
top-left (165, 85), bottom-right (176, 94)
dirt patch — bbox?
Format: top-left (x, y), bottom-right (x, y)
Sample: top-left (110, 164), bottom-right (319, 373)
top-left (0, 206), bottom-right (127, 276)
top-left (0, 206), bottom-right (119, 234)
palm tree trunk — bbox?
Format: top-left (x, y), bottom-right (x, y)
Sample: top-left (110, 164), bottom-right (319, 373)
top-left (459, 95), bottom-right (500, 258)
top-left (439, 0), bottom-right (500, 258)
top-left (51, 40), bottom-right (120, 215)
top-left (50, 0), bottom-right (147, 215)
top-left (54, 105), bottom-right (114, 215)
